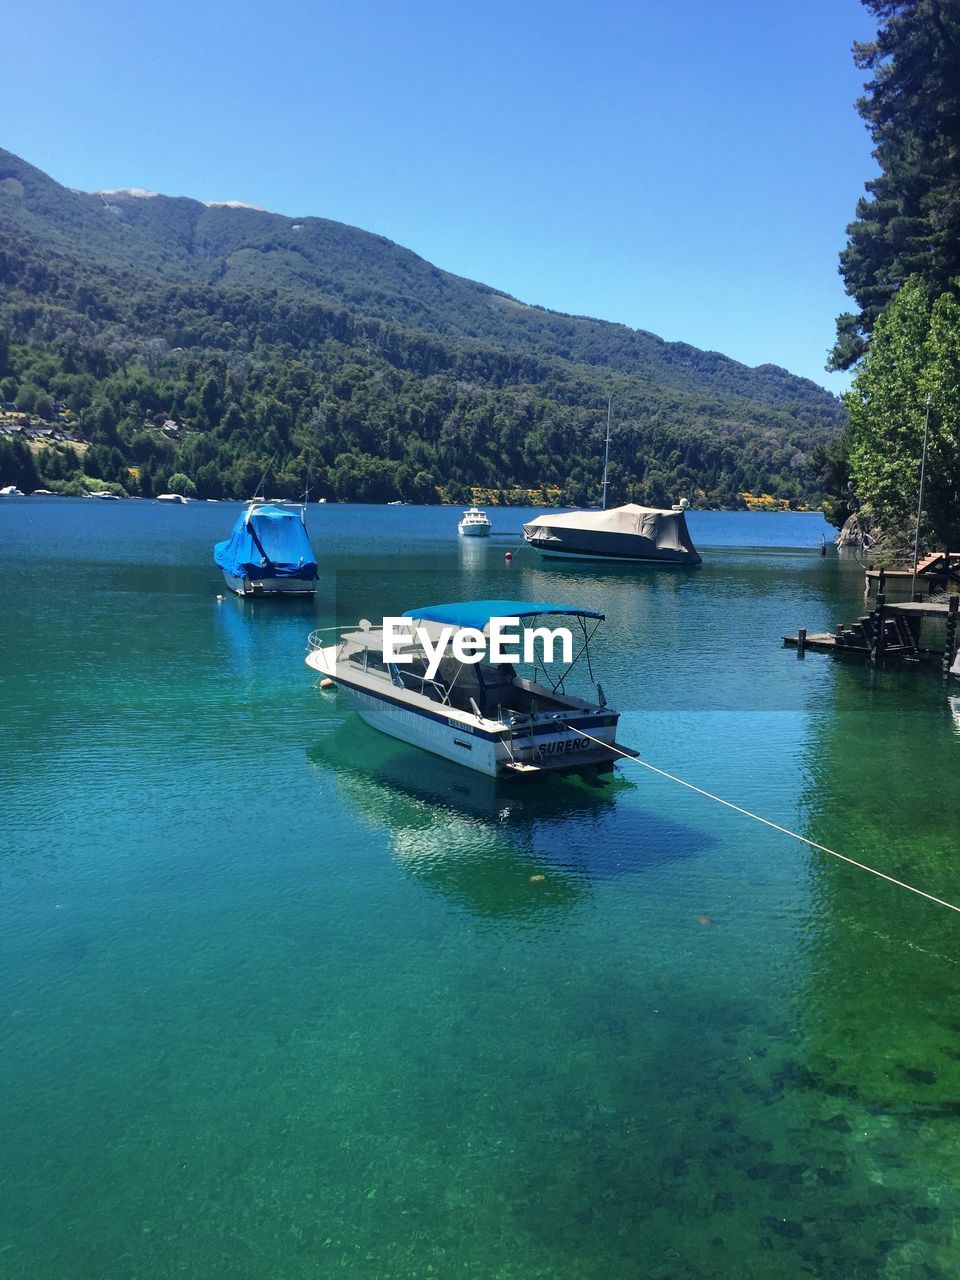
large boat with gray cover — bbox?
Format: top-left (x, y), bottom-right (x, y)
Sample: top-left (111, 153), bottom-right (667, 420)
top-left (523, 502), bottom-right (701, 565)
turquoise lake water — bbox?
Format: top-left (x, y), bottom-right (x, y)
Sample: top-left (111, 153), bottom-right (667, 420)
top-left (2, 499), bottom-right (960, 1279)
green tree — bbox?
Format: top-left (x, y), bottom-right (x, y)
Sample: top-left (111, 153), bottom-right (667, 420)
top-left (34, 392), bottom-right (54, 420)
top-left (166, 471), bottom-right (197, 498)
top-left (918, 289), bottom-right (960, 543)
top-left (195, 461), bottom-right (224, 499)
top-left (845, 277), bottom-right (960, 546)
top-left (201, 374), bottom-right (222, 425)
top-left (810, 433), bottom-right (853, 529)
top-left (831, 1), bottom-right (960, 369)
top-left (15, 382), bottom-right (41, 413)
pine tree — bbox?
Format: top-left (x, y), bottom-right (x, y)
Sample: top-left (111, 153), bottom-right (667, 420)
top-left (831, 0), bottom-right (960, 369)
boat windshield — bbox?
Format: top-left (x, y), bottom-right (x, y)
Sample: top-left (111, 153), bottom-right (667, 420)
top-left (394, 654), bottom-right (566, 718)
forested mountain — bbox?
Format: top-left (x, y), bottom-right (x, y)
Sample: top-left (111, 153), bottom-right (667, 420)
top-left (0, 146), bottom-right (843, 503)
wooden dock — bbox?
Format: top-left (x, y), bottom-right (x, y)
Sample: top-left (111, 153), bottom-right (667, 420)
top-left (784, 590), bottom-right (960, 672)
top-left (865, 551), bottom-right (960, 596)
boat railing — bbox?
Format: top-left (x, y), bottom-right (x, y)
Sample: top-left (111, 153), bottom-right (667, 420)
top-left (395, 669), bottom-right (450, 703)
top-left (306, 626), bottom-right (352, 651)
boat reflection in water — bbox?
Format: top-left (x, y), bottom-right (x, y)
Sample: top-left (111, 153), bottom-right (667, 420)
top-left (457, 534), bottom-right (488, 572)
top-left (308, 718), bottom-right (714, 921)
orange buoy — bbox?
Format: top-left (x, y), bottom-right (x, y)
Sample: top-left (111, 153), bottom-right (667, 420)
top-left (697, 915), bottom-right (713, 926)
top-left (320, 678), bottom-right (335, 690)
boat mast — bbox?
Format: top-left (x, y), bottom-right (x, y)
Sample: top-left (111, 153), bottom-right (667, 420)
top-left (601, 397), bottom-right (612, 511)
top-left (250, 447), bottom-right (281, 511)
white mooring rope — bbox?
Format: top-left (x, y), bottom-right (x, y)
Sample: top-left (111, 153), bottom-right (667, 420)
top-left (568, 725), bottom-right (960, 916)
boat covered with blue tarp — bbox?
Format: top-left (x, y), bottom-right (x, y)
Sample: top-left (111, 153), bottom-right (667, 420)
top-left (214, 503), bottom-right (318, 596)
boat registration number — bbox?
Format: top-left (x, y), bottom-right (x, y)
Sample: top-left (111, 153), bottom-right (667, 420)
top-left (540, 736), bottom-right (590, 756)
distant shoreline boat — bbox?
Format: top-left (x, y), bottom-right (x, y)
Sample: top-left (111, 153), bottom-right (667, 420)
top-left (458, 506), bottom-right (491, 537)
top-left (156, 492), bottom-right (188, 504)
top-left (214, 500), bottom-right (318, 597)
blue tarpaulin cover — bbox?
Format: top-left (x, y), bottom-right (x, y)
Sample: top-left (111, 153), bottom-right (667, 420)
top-left (214, 505), bottom-right (318, 581)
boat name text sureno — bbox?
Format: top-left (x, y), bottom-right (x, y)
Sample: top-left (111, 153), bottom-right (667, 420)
top-left (382, 615), bottom-right (574, 680)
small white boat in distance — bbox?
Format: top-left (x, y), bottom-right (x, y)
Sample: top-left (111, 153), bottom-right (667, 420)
top-left (156, 493), bottom-right (188, 504)
top-left (0, 485), bottom-right (25, 497)
top-left (458, 507), bottom-right (491, 537)
top-left (306, 599), bottom-right (633, 779)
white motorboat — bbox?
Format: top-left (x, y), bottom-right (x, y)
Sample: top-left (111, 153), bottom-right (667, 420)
top-left (458, 507), bottom-right (491, 537)
top-left (0, 485), bottom-right (25, 497)
top-left (156, 492), bottom-right (188, 504)
top-left (306, 599), bottom-right (634, 779)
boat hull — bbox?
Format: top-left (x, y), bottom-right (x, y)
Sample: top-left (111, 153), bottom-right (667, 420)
top-left (458, 524), bottom-right (490, 537)
top-left (221, 571), bottom-right (316, 597)
top-left (524, 526), bottom-right (701, 565)
top-left (535, 545), bottom-right (695, 563)
top-left (338, 682), bottom-right (503, 775)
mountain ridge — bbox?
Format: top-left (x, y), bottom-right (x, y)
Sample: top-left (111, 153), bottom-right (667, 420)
top-left (0, 147), bottom-right (834, 408)
top-left (0, 146), bottom-right (842, 504)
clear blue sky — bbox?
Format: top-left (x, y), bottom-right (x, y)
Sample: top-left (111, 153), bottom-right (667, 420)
top-left (6, 0), bottom-right (876, 392)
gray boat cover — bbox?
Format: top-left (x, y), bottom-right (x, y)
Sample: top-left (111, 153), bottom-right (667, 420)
top-left (523, 504), bottom-right (701, 564)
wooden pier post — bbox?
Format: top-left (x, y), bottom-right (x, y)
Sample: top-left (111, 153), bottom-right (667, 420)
top-left (872, 593), bottom-right (886, 665)
top-left (797, 627), bottom-right (807, 657)
top-left (945, 595), bottom-right (959, 675)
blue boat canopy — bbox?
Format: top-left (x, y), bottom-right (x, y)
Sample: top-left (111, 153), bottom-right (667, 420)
top-left (214, 505), bottom-right (318, 581)
top-left (402, 600), bottom-right (604, 631)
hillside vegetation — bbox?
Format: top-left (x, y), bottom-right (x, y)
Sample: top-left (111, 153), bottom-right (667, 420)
top-left (0, 147), bottom-right (843, 503)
